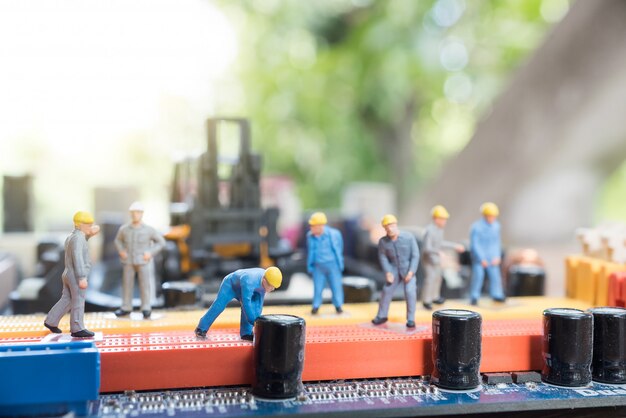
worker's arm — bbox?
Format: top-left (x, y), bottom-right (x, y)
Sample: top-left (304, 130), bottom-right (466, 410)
top-left (332, 229), bottom-right (344, 272)
top-left (306, 233), bottom-right (315, 273)
top-left (470, 225), bottom-right (487, 264)
top-left (408, 235), bottom-right (419, 275)
top-left (378, 240), bottom-right (393, 275)
top-left (114, 226), bottom-right (126, 254)
top-left (240, 274), bottom-right (257, 324)
top-left (150, 228), bottom-right (166, 256)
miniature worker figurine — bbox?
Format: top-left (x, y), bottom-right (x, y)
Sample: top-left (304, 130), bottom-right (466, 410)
top-left (469, 202), bottom-right (506, 305)
top-left (421, 205), bottom-right (465, 310)
top-left (307, 212), bottom-right (344, 315)
top-left (372, 214), bottom-right (420, 328)
top-left (194, 267), bottom-right (282, 340)
top-left (44, 211), bottom-right (100, 338)
top-left (114, 202), bottom-right (166, 319)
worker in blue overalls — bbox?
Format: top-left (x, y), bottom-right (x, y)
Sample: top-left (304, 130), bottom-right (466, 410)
top-left (307, 212), bottom-right (344, 315)
top-left (469, 202), bottom-right (505, 305)
top-left (194, 267), bottom-right (282, 340)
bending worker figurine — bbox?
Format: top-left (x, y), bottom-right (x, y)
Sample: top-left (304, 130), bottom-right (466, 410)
top-left (195, 267), bottom-right (282, 340)
top-left (307, 212), bottom-right (344, 315)
top-left (372, 214), bottom-right (420, 328)
top-left (469, 202), bottom-right (506, 305)
top-left (421, 205), bottom-right (464, 310)
top-left (114, 202), bottom-right (166, 319)
top-left (44, 211), bottom-right (100, 338)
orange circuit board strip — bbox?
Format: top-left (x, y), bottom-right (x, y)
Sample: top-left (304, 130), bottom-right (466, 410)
top-left (95, 319), bottom-right (541, 392)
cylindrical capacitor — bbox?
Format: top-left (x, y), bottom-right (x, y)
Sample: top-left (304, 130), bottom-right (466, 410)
top-left (589, 307), bottom-right (626, 384)
top-left (253, 314), bottom-right (306, 399)
top-left (541, 308), bottom-right (593, 387)
top-left (431, 309), bottom-right (482, 390)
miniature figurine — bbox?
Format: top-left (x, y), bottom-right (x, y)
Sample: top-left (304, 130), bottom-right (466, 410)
top-left (421, 205), bottom-right (464, 310)
top-left (469, 202), bottom-right (506, 305)
top-left (307, 212), bottom-right (344, 315)
top-left (372, 214), bottom-right (420, 328)
top-left (44, 211), bottom-right (100, 338)
top-left (114, 202), bottom-right (166, 319)
top-left (194, 267), bottom-right (282, 340)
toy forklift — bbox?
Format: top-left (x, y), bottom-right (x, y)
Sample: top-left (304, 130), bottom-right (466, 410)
top-left (163, 118), bottom-right (294, 291)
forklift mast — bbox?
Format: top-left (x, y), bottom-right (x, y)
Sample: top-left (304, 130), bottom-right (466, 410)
top-left (189, 118), bottom-right (267, 265)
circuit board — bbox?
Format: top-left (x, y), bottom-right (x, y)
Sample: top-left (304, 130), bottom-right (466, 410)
top-left (92, 374), bottom-right (626, 417)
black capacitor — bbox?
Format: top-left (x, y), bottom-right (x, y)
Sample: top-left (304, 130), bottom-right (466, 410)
top-left (253, 314), bottom-right (306, 399)
top-left (431, 309), bottom-right (482, 390)
top-left (589, 307), bottom-right (626, 384)
top-left (541, 308), bottom-right (593, 387)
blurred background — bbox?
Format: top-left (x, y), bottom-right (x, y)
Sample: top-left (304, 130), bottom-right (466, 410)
top-left (2, 0), bottom-right (626, 309)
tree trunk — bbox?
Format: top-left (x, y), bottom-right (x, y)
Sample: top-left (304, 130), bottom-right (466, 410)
top-left (408, 0), bottom-right (626, 245)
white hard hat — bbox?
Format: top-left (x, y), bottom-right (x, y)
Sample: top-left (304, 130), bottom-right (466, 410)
top-left (128, 201), bottom-right (145, 212)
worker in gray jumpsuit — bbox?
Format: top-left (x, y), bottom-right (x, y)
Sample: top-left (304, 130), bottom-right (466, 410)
top-left (371, 214), bottom-right (420, 328)
top-left (44, 211), bottom-right (100, 338)
top-left (421, 205), bottom-right (464, 310)
top-left (114, 202), bottom-right (165, 319)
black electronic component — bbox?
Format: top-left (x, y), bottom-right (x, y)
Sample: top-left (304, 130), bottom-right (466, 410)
top-left (589, 306), bottom-right (626, 384)
top-left (431, 309), bottom-right (482, 390)
top-left (162, 281), bottom-right (198, 307)
top-left (482, 373), bottom-right (513, 385)
top-left (512, 371), bottom-right (542, 383)
top-left (541, 308), bottom-right (593, 387)
top-left (253, 314), bottom-right (306, 399)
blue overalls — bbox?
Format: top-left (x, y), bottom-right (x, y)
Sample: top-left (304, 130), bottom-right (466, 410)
top-left (469, 218), bottom-right (505, 300)
top-left (197, 268), bottom-right (266, 337)
top-left (307, 226), bottom-right (344, 310)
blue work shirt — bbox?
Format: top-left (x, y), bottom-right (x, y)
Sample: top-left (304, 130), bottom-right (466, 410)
top-left (307, 226), bottom-right (344, 272)
top-left (378, 231), bottom-right (419, 280)
top-left (470, 218), bottom-right (501, 263)
top-left (226, 268), bottom-right (267, 325)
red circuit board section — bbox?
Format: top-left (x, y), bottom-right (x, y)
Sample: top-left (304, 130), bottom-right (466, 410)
top-left (0, 319), bottom-right (541, 393)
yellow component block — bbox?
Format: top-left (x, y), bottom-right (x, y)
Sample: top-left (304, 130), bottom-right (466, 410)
top-left (576, 258), bottom-right (600, 304)
top-left (0, 297), bottom-right (593, 339)
top-left (565, 255), bottom-right (580, 298)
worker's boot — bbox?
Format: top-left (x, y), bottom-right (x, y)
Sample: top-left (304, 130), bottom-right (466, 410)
top-left (371, 317), bottom-right (388, 325)
top-left (44, 322), bottom-right (62, 334)
top-left (71, 329), bottom-right (95, 338)
top-left (114, 308), bottom-right (131, 317)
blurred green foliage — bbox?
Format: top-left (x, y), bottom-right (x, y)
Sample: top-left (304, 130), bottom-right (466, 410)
top-left (216, 0), bottom-right (557, 210)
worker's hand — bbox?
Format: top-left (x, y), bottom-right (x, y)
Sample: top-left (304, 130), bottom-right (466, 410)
top-left (385, 272), bottom-right (394, 284)
top-left (492, 257), bottom-right (501, 266)
top-left (455, 245), bottom-right (465, 253)
top-left (143, 252), bottom-right (152, 262)
top-left (404, 271), bottom-right (414, 283)
top-left (88, 225), bottom-right (100, 237)
top-left (119, 251), bottom-right (128, 260)
top-left (78, 278), bottom-right (88, 289)
top-left (481, 260), bottom-right (489, 268)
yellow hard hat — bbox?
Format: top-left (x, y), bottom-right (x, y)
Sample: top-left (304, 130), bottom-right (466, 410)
top-left (480, 202), bottom-right (500, 217)
top-left (73, 211), bottom-right (94, 226)
top-left (431, 205), bottom-right (450, 219)
top-left (381, 214), bottom-right (398, 226)
top-left (308, 212), bottom-right (328, 226)
top-left (128, 201), bottom-right (145, 212)
top-left (264, 266), bottom-right (282, 288)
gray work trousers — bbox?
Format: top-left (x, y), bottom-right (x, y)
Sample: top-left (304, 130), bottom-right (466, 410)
top-left (421, 262), bottom-right (442, 304)
top-left (376, 275), bottom-right (417, 322)
top-left (121, 263), bottom-right (152, 311)
top-left (45, 274), bottom-right (86, 333)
